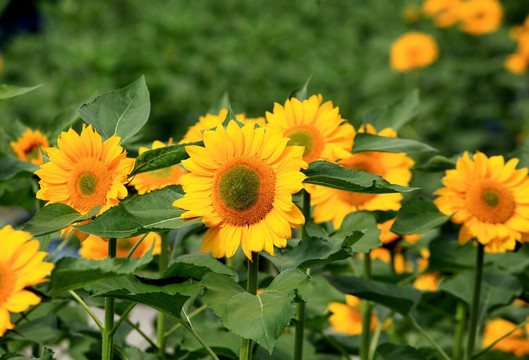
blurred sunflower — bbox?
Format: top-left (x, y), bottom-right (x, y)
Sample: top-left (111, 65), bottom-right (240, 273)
top-left (390, 32), bottom-right (439, 72)
top-left (310, 125), bottom-right (414, 229)
top-left (79, 232), bottom-right (162, 259)
top-left (458, 0), bottom-right (503, 35)
top-left (413, 249), bottom-right (441, 291)
top-left (328, 295), bottom-right (378, 335)
top-left (377, 218), bottom-right (422, 245)
top-left (265, 94), bottom-right (354, 163)
top-left (0, 225), bottom-right (54, 336)
top-left (129, 140), bottom-right (187, 194)
top-left (422, 0), bottom-right (460, 27)
top-left (434, 152), bottom-right (529, 253)
top-left (10, 128), bottom-right (49, 165)
top-left (180, 109), bottom-right (265, 143)
top-left (173, 121), bottom-right (306, 259)
top-left (482, 318), bottom-right (529, 357)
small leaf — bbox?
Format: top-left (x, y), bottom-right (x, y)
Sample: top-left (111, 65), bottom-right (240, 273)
top-left (325, 275), bottom-right (422, 315)
top-left (414, 155), bottom-right (456, 173)
top-left (0, 84), bottom-right (43, 102)
top-left (79, 76), bottom-right (150, 144)
top-left (0, 157), bottom-right (39, 181)
top-left (163, 254), bottom-right (235, 280)
top-left (374, 343), bottom-right (424, 360)
top-left (362, 89), bottom-right (419, 131)
top-left (129, 142), bottom-right (200, 176)
top-left (76, 186), bottom-right (201, 238)
top-left (23, 203), bottom-right (101, 237)
top-left (222, 106), bottom-right (242, 127)
top-left (352, 133), bottom-right (436, 154)
top-left (288, 75), bottom-right (313, 102)
top-left (302, 161), bottom-right (417, 194)
top-left (391, 196), bottom-right (450, 235)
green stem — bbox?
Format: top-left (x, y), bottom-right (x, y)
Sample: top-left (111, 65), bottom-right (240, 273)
top-left (389, 246), bottom-right (396, 274)
top-left (240, 252), bottom-right (259, 360)
top-left (69, 290), bottom-right (103, 330)
top-left (125, 318), bottom-right (158, 349)
top-left (473, 317), bottom-right (529, 359)
top-left (301, 189), bottom-right (311, 239)
top-left (109, 303), bottom-right (136, 336)
top-left (368, 317), bottom-right (383, 360)
top-left (180, 321), bottom-right (220, 360)
top-left (410, 315), bottom-right (451, 360)
top-left (125, 233), bottom-right (149, 258)
top-left (48, 233), bottom-right (72, 260)
top-left (320, 332), bottom-right (350, 359)
top-left (164, 304), bottom-right (208, 337)
top-left (157, 232), bottom-right (169, 357)
top-left (453, 302), bottom-right (466, 360)
top-left (360, 250), bottom-right (372, 360)
top-left (102, 238), bottom-right (117, 360)
top-left (465, 243), bottom-right (485, 360)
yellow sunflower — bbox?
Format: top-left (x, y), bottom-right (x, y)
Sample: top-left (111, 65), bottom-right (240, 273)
top-left (378, 218), bottom-right (422, 245)
top-left (422, 0), bottom-right (461, 27)
top-left (390, 32), bottom-right (439, 72)
top-left (10, 128), bottom-right (50, 165)
top-left (173, 121), bottom-right (306, 259)
top-left (328, 295), bottom-right (378, 335)
top-left (79, 232), bottom-right (162, 259)
top-left (0, 225), bottom-right (54, 336)
top-left (482, 318), bottom-right (529, 357)
top-left (129, 140), bottom-right (187, 194)
top-left (265, 94), bottom-right (354, 163)
top-left (180, 109), bottom-right (266, 143)
top-left (310, 124), bottom-right (415, 229)
top-left (434, 152), bottom-right (529, 253)
top-left (458, 0), bottom-right (503, 35)
top-left (35, 125), bottom-right (134, 215)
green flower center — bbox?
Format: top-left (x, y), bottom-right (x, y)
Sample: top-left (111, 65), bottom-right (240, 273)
top-left (218, 165), bottom-right (260, 211)
top-left (287, 130), bottom-right (314, 158)
top-left (148, 167), bottom-right (173, 179)
top-left (78, 174), bottom-right (98, 196)
top-left (482, 190), bottom-right (500, 208)
top-left (26, 146), bottom-right (41, 162)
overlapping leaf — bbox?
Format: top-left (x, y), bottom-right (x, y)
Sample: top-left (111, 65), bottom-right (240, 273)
top-left (0, 157), bottom-right (39, 181)
top-left (163, 254), bottom-right (235, 280)
top-left (391, 196), bottom-right (450, 235)
top-left (352, 133), bottom-right (436, 154)
top-left (129, 141), bottom-right (201, 176)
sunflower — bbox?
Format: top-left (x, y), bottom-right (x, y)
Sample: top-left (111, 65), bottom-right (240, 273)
top-left (0, 225), bottom-right (54, 336)
top-left (129, 140), bottom-right (187, 194)
top-left (10, 128), bottom-right (50, 165)
top-left (377, 218), bottom-right (422, 245)
top-left (422, 0), bottom-right (461, 27)
top-left (35, 125), bottom-right (134, 215)
top-left (482, 318), bottom-right (529, 357)
top-left (265, 94), bottom-right (354, 163)
top-left (505, 53), bottom-right (527, 74)
top-left (458, 0), bottom-right (503, 35)
top-left (328, 295), bottom-right (378, 335)
top-left (173, 120), bottom-right (306, 259)
top-left (390, 32), bottom-right (439, 72)
top-left (79, 232), bottom-right (162, 259)
top-left (310, 125), bottom-right (415, 229)
top-left (180, 109), bottom-right (266, 143)
top-left (435, 152), bottom-right (529, 253)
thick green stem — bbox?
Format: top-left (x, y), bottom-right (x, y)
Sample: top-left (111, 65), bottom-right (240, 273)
top-left (102, 238), bottom-right (117, 360)
top-left (301, 189), bottom-right (311, 239)
top-left (157, 232), bottom-right (169, 357)
top-left (453, 302), bottom-right (466, 360)
top-left (240, 252), bottom-right (259, 360)
top-left (465, 244), bottom-right (484, 360)
top-left (360, 250), bottom-right (372, 360)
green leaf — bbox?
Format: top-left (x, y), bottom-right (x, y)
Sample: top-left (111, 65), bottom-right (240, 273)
top-left (509, 136), bottom-right (529, 169)
top-left (374, 343), bottom-right (424, 360)
top-left (362, 89), bottom-right (419, 131)
top-left (289, 75), bottom-right (313, 101)
top-left (0, 157), bottom-right (38, 181)
top-left (332, 212), bottom-right (382, 253)
top-left (267, 268), bottom-right (312, 301)
top-left (86, 275), bottom-right (199, 320)
top-left (163, 253), bottom-right (235, 280)
top-left (79, 76), bottom-right (150, 144)
top-left (48, 251), bottom-right (153, 295)
top-left (325, 275), bottom-right (422, 315)
top-left (352, 133), bottom-right (436, 154)
top-left (302, 161), bottom-right (417, 194)
top-left (391, 196), bottom-right (450, 235)
top-left (0, 84), bottom-right (43, 102)
top-left (428, 238), bottom-right (475, 272)
top-left (76, 186), bottom-right (201, 238)
top-left (414, 155), bottom-right (456, 173)
top-left (201, 273), bottom-right (296, 353)
top-left (23, 203), bottom-right (101, 237)
top-left (129, 141), bottom-right (200, 176)
top-left (46, 105), bottom-right (80, 142)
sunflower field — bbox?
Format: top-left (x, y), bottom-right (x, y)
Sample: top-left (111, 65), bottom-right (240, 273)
top-left (1, 0), bottom-right (529, 359)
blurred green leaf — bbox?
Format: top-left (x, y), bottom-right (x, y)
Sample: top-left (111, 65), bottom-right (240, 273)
top-left (428, 238), bottom-right (475, 272)
top-left (0, 157), bottom-right (38, 181)
top-left (163, 253), bottom-right (235, 280)
top-left (76, 186), bottom-right (201, 238)
top-left (302, 160), bottom-right (418, 194)
top-left (509, 136), bottom-right (529, 169)
top-left (129, 141), bottom-right (200, 176)
top-left (374, 343), bottom-right (424, 360)
top-left (23, 203), bottom-right (101, 237)
top-left (289, 75), bottom-right (313, 102)
top-left (391, 196), bottom-right (450, 235)
top-left (79, 76), bottom-right (150, 144)
top-left (352, 133), bottom-right (436, 154)
top-left (0, 84), bottom-right (43, 102)
top-left (363, 89), bottom-right (419, 131)
top-left (414, 155), bottom-right (456, 173)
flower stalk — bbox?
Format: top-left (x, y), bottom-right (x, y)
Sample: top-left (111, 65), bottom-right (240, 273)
top-left (360, 250), bottom-right (372, 360)
top-left (240, 252), bottom-right (259, 360)
top-left (465, 243), bottom-right (485, 360)
top-left (453, 301), bottom-right (466, 360)
top-left (102, 238), bottom-right (117, 360)
top-left (157, 232), bottom-right (169, 357)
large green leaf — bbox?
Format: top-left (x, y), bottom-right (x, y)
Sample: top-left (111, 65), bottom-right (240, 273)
top-left (362, 89), bottom-right (419, 131)
top-left (129, 141), bottom-right (201, 176)
top-left (374, 343), bottom-right (424, 360)
top-left (78, 76), bottom-right (150, 144)
top-left (0, 84), bottom-right (43, 102)
top-left (0, 157), bottom-right (39, 181)
top-left (48, 250), bottom-right (153, 295)
top-left (46, 105), bottom-right (80, 143)
top-left (202, 272), bottom-right (305, 353)
top-left (352, 133), bottom-right (436, 154)
top-left (163, 253), bottom-right (235, 280)
top-left (76, 186), bottom-right (201, 238)
top-left (325, 275), bottom-right (422, 315)
top-left (391, 196), bottom-right (450, 235)
top-left (86, 275), bottom-right (199, 321)
top-left (23, 203), bottom-right (101, 237)
top-left (413, 155), bottom-right (456, 173)
top-left (302, 161), bottom-right (417, 193)
top-left (428, 238), bottom-right (476, 272)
